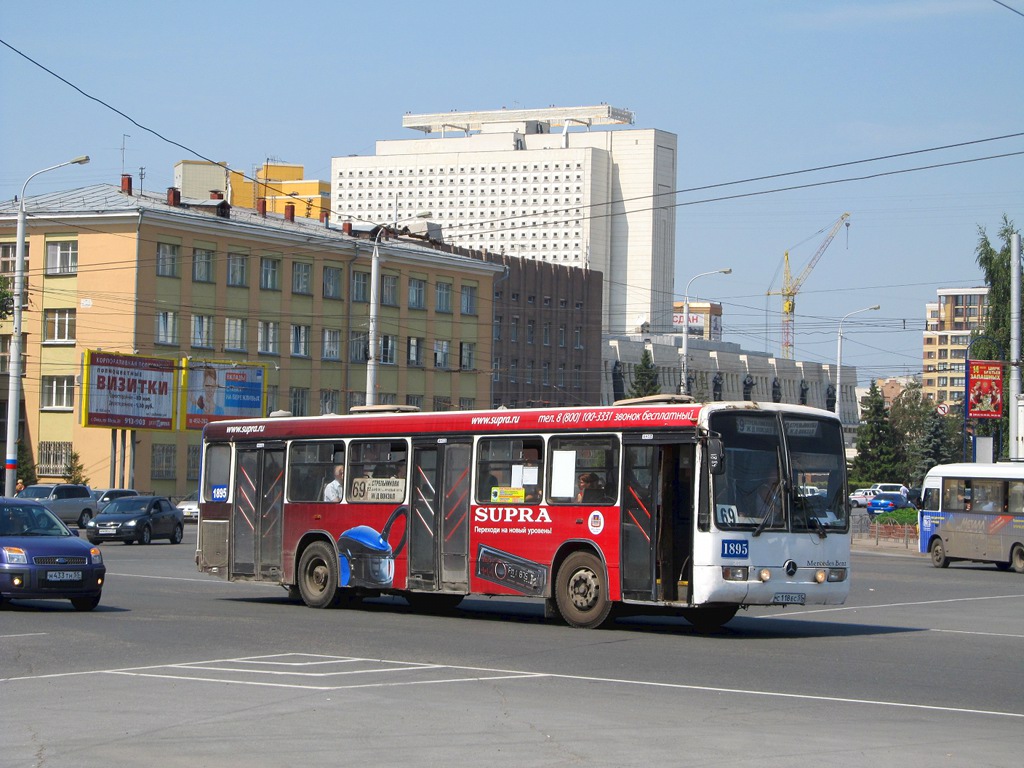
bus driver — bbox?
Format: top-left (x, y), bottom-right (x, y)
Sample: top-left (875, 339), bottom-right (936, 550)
top-left (323, 464), bottom-right (345, 502)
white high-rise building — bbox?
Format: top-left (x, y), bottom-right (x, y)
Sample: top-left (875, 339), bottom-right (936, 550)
top-left (331, 105), bottom-right (677, 334)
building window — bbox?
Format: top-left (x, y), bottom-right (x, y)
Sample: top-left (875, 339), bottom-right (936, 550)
top-left (352, 271), bottom-right (369, 302)
top-left (320, 388), bottom-right (340, 415)
top-left (225, 317), bottom-right (246, 351)
top-left (0, 334), bottom-right (25, 375)
top-left (436, 282), bottom-right (453, 313)
top-left (258, 321), bottom-right (279, 354)
top-left (408, 336), bottom-right (424, 366)
top-left (291, 324), bottom-right (311, 357)
top-left (406, 394), bottom-right (423, 409)
top-left (289, 387), bottom-right (309, 417)
top-left (459, 397), bottom-right (475, 410)
top-left (46, 241), bottom-right (77, 275)
top-left (408, 278), bottom-right (426, 309)
top-left (152, 444), bottom-right (176, 480)
top-left (323, 265), bottom-right (343, 299)
top-left (510, 316), bottom-right (519, 343)
top-left (156, 242), bottom-right (180, 277)
top-left (37, 441), bottom-right (73, 476)
top-left (43, 309), bottom-right (76, 343)
top-left (261, 257), bottom-right (281, 290)
top-left (187, 445), bottom-right (201, 481)
top-left (350, 330), bottom-right (368, 363)
top-left (434, 339), bottom-right (450, 369)
top-left (41, 375), bottom-right (75, 409)
top-left (322, 328), bottom-right (341, 361)
top-left (493, 356), bottom-right (501, 382)
top-left (0, 242), bottom-right (17, 275)
top-left (493, 316), bottom-right (502, 341)
top-left (227, 253), bottom-right (248, 286)
top-left (543, 323), bottom-right (551, 346)
top-left (559, 324), bottom-right (566, 348)
top-left (433, 396), bottom-right (452, 412)
top-left (155, 311), bottom-right (178, 345)
top-left (542, 361), bottom-right (550, 385)
top-left (574, 327), bottom-right (583, 349)
top-left (191, 314), bottom-right (214, 348)
top-left (460, 342), bottom-right (476, 370)
top-left (292, 262), bottom-right (312, 295)
top-left (527, 320), bottom-right (535, 344)
top-left (460, 285), bottom-right (477, 315)
top-left (193, 248), bottom-right (214, 282)
top-left (573, 365), bottom-right (582, 389)
top-left (380, 334), bottom-right (397, 365)
top-left (379, 274), bottom-right (399, 306)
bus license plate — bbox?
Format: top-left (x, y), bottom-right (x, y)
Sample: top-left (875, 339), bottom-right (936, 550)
top-left (772, 592), bottom-right (805, 605)
top-left (46, 571), bottom-right (82, 582)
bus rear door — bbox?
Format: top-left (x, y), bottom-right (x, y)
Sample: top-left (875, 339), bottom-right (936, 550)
top-left (231, 443), bottom-right (285, 582)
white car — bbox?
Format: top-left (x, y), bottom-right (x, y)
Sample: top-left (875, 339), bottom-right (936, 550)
top-left (848, 488), bottom-right (876, 507)
top-left (176, 490), bottom-right (199, 523)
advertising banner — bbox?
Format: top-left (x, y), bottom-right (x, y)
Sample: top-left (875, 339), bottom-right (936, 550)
top-left (184, 359), bottom-right (266, 430)
top-left (967, 360), bottom-right (1003, 419)
top-left (82, 351), bottom-right (177, 431)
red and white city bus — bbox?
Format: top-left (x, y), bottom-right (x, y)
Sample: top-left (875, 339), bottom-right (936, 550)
top-left (196, 396), bottom-right (851, 630)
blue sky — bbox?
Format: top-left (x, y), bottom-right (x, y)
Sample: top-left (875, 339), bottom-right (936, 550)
top-left (2, 1), bottom-right (1021, 384)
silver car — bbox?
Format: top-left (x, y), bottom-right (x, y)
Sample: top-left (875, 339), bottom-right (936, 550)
top-left (176, 490), bottom-right (199, 523)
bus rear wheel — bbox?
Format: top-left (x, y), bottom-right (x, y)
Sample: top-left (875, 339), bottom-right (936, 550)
top-left (930, 538), bottom-right (950, 568)
top-left (1011, 544), bottom-right (1024, 574)
top-left (555, 551), bottom-right (612, 629)
top-left (297, 541), bottom-right (341, 608)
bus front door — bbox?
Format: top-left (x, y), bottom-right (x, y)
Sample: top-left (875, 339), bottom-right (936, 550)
top-left (408, 440), bottom-right (471, 592)
top-left (230, 445), bottom-right (284, 582)
top-left (621, 441), bottom-right (694, 602)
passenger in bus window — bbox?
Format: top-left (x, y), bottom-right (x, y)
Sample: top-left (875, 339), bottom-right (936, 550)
top-left (323, 464), bottom-right (345, 502)
top-left (577, 473), bottom-right (604, 503)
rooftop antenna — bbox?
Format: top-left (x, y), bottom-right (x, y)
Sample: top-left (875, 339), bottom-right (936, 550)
top-left (138, 166), bottom-right (146, 196)
top-left (120, 134), bottom-right (131, 175)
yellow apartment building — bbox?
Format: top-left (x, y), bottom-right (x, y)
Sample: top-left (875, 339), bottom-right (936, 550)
top-left (1, 177), bottom-right (499, 499)
top-left (922, 286), bottom-right (989, 406)
top-left (174, 160), bottom-right (330, 218)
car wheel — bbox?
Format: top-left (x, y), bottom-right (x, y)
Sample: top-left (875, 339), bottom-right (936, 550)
top-left (139, 526), bottom-right (152, 545)
top-left (170, 524), bottom-right (183, 544)
top-left (1011, 544), bottom-right (1024, 574)
top-left (930, 538), bottom-right (950, 568)
top-left (555, 551), bottom-right (613, 629)
top-left (297, 541), bottom-right (340, 609)
top-left (71, 594), bottom-right (100, 612)
top-left (78, 510), bottom-right (92, 528)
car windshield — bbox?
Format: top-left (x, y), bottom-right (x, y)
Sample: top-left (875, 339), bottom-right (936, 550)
top-left (0, 503), bottom-right (70, 536)
top-left (104, 498), bottom-right (151, 515)
top-left (16, 486), bottom-right (52, 500)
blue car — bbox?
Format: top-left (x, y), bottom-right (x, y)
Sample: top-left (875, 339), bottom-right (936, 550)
top-left (866, 492), bottom-right (916, 519)
top-left (0, 498), bottom-right (106, 611)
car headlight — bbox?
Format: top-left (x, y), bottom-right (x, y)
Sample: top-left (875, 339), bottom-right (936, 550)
top-left (125, 519), bottom-right (138, 527)
top-left (86, 519), bottom-right (96, 527)
top-left (2, 546), bottom-right (28, 564)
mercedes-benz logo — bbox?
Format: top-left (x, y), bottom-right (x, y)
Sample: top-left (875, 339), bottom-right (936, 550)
top-left (784, 560), bottom-right (798, 577)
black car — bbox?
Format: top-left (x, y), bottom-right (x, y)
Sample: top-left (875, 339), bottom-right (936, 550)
top-left (0, 498), bottom-right (106, 610)
top-left (85, 496), bottom-right (184, 545)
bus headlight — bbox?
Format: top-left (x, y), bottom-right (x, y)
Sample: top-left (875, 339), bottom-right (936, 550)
top-left (722, 566), bottom-right (748, 581)
top-left (827, 567), bottom-right (847, 582)
top-left (814, 569), bottom-right (827, 583)
top-left (758, 568), bottom-right (771, 582)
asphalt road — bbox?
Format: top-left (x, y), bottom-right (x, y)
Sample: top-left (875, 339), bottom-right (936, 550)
top-left (2, 528), bottom-right (1022, 768)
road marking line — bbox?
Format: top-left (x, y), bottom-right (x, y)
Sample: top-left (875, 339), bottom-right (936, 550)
top-left (0, 633), bottom-right (48, 639)
top-left (753, 592), bottom-right (1024, 618)
top-left (4, 653), bottom-right (1021, 719)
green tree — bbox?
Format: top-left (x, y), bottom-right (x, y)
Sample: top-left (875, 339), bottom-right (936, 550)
top-left (628, 349), bottom-right (662, 398)
top-left (0, 275), bottom-right (13, 319)
top-left (850, 381), bottom-right (903, 487)
top-left (889, 380), bottom-right (936, 486)
top-left (973, 215), bottom-right (1019, 455)
top-left (62, 451), bottom-right (89, 486)
top-left (17, 440), bottom-right (37, 486)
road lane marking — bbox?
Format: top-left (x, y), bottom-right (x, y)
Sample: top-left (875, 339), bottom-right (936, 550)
top-left (3, 653), bottom-right (1021, 720)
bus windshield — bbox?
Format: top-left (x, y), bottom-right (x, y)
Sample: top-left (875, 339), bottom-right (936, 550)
top-left (710, 412), bottom-right (847, 533)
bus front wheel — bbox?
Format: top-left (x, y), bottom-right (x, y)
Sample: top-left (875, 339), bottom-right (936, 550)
top-left (930, 538), bottom-right (950, 569)
top-left (297, 542), bottom-right (341, 608)
top-left (1011, 544), bottom-right (1024, 574)
top-left (555, 551), bottom-right (613, 629)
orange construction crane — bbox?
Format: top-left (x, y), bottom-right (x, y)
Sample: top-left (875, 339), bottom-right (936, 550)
top-left (769, 212), bottom-right (850, 359)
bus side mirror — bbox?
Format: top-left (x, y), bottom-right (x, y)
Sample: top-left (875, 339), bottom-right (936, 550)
top-left (707, 438), bottom-right (725, 475)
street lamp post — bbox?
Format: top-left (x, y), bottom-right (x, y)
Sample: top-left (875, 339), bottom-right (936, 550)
top-left (5, 156), bottom-right (90, 497)
top-left (680, 268), bottom-right (731, 395)
top-left (835, 304), bottom-right (880, 417)
top-left (364, 211), bottom-right (431, 406)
